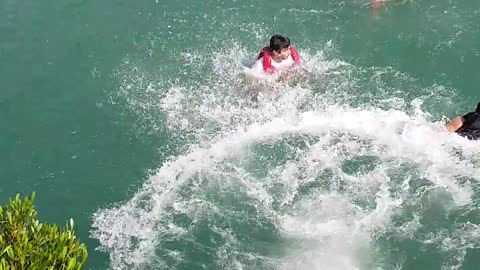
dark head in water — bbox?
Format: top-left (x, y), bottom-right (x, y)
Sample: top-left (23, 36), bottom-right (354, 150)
top-left (269, 35), bottom-right (292, 62)
top-left (269, 35), bottom-right (291, 53)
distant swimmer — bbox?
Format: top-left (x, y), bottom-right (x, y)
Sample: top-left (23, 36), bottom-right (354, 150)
top-left (248, 35), bottom-right (300, 77)
top-left (369, 0), bottom-right (388, 18)
top-left (445, 102), bottom-right (480, 140)
top-left (370, 0), bottom-right (388, 8)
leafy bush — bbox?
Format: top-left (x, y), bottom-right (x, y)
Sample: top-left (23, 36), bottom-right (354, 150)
top-left (0, 193), bottom-right (88, 270)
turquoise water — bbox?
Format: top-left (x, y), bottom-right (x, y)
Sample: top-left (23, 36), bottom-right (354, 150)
top-left (2, 0), bottom-right (480, 269)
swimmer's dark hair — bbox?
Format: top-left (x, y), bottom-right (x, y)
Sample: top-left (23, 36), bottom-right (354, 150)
top-left (476, 102), bottom-right (480, 113)
top-left (270, 35), bottom-right (291, 53)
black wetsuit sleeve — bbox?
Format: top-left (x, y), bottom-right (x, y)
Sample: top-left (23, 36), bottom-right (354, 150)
top-left (462, 112), bottom-right (476, 126)
top-left (458, 112), bottom-right (480, 140)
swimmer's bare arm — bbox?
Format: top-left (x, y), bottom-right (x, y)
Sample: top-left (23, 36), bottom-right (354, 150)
top-left (445, 117), bottom-right (464, 132)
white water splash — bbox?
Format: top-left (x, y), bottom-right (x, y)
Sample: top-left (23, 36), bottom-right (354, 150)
top-left (93, 45), bottom-right (480, 270)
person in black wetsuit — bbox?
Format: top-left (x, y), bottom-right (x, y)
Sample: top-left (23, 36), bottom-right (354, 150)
top-left (445, 102), bottom-right (480, 140)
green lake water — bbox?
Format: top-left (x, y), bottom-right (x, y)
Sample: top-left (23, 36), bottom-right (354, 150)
top-left (1, 0), bottom-right (480, 269)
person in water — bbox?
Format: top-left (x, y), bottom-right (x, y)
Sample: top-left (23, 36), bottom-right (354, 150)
top-left (370, 0), bottom-right (387, 8)
top-left (250, 34), bottom-right (300, 75)
top-left (245, 35), bottom-right (300, 100)
top-left (445, 102), bottom-right (480, 140)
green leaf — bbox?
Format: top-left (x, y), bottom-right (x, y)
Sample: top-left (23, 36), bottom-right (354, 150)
top-left (23, 234), bottom-right (28, 248)
top-left (67, 257), bottom-right (77, 270)
top-left (6, 212), bottom-right (12, 224)
top-left (61, 246), bottom-right (68, 259)
top-left (6, 246), bottom-right (14, 260)
top-left (1, 246), bottom-right (11, 257)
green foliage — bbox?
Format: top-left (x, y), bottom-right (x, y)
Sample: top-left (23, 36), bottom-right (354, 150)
top-left (0, 193), bottom-right (88, 270)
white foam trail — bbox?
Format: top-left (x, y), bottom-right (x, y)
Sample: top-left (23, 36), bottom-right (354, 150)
top-left (97, 43), bottom-right (480, 269)
top-left (278, 193), bottom-right (370, 270)
top-left (92, 104), bottom-right (479, 269)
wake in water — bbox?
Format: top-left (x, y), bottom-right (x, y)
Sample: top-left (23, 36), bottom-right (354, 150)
top-left (92, 43), bottom-right (480, 270)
